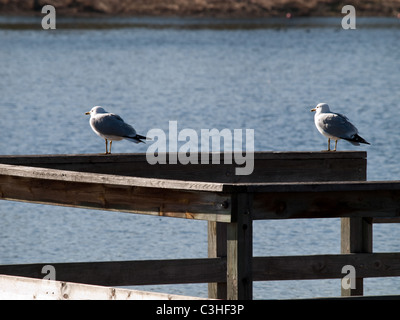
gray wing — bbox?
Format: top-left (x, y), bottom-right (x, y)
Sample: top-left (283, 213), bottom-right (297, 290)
top-left (318, 113), bottom-right (358, 139)
top-left (92, 113), bottom-right (137, 137)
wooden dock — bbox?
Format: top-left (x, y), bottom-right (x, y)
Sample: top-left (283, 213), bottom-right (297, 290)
top-left (0, 151), bottom-right (399, 299)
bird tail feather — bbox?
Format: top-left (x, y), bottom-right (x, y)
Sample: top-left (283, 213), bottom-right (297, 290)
top-left (343, 134), bottom-right (370, 145)
top-left (124, 134), bottom-right (149, 144)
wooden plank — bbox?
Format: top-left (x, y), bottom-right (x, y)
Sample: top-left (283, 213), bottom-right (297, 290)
top-left (243, 180), bottom-right (400, 193)
top-left (252, 252), bottom-right (400, 281)
top-left (2, 252), bottom-right (399, 288)
top-left (0, 258), bottom-right (226, 286)
top-left (208, 222), bottom-right (227, 299)
top-left (252, 188), bottom-right (400, 220)
top-left (227, 193), bottom-right (253, 300)
top-left (373, 217), bottom-right (400, 223)
top-left (0, 167), bottom-right (387, 223)
top-left (341, 218), bottom-right (372, 296)
top-left (0, 163), bottom-right (225, 192)
top-left (0, 151), bottom-right (366, 165)
top-left (0, 151), bottom-right (366, 183)
top-left (341, 218), bottom-right (373, 254)
top-left (0, 274), bottom-right (210, 300)
top-left (0, 162), bottom-right (383, 194)
top-left (0, 172), bottom-right (231, 222)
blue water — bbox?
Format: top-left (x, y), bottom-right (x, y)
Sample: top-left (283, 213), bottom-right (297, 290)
top-left (0, 16), bottom-right (400, 299)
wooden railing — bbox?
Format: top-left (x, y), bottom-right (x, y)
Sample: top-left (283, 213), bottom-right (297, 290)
top-left (0, 152), bottom-right (399, 299)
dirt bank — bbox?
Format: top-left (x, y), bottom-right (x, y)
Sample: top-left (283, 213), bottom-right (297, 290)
top-left (0, 0), bottom-right (399, 17)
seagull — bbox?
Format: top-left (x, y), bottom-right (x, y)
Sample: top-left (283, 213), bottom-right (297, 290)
top-left (310, 103), bottom-right (370, 152)
top-left (85, 106), bottom-right (148, 154)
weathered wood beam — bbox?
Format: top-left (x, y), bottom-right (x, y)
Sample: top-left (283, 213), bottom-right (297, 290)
top-left (252, 185), bottom-right (400, 220)
top-left (0, 258), bottom-right (226, 287)
top-left (373, 217), bottom-right (400, 223)
top-left (208, 221), bottom-right (227, 299)
top-left (341, 218), bottom-right (372, 296)
top-left (0, 165), bottom-right (231, 222)
top-left (227, 193), bottom-right (253, 300)
top-left (0, 163), bottom-right (226, 192)
top-left (0, 274), bottom-right (210, 300)
top-left (0, 151), bottom-right (367, 183)
top-left (253, 252), bottom-right (400, 281)
top-left (2, 252), bottom-right (399, 288)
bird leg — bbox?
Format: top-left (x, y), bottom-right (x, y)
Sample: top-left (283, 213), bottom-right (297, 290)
top-left (105, 139), bottom-right (109, 155)
top-left (334, 140), bottom-right (338, 152)
top-left (109, 141), bottom-right (113, 154)
top-left (327, 138), bottom-right (331, 151)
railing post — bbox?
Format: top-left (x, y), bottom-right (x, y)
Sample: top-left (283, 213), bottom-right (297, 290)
top-left (227, 193), bottom-right (253, 300)
top-left (208, 221), bottom-right (227, 299)
top-left (341, 217), bottom-right (373, 296)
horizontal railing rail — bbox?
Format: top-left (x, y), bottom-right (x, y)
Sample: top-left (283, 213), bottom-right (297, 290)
top-left (0, 152), bottom-right (398, 299)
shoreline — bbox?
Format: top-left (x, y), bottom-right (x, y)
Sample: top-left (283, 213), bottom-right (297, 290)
top-left (0, 1), bottom-right (399, 18)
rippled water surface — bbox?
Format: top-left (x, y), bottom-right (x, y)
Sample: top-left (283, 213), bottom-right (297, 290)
top-left (0, 16), bottom-right (399, 299)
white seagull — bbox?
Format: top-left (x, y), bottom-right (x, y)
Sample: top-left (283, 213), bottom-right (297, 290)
top-left (311, 103), bottom-right (370, 152)
top-left (85, 106), bottom-right (148, 154)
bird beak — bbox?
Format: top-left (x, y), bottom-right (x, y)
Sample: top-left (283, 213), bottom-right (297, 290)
top-left (85, 111), bottom-right (90, 115)
top-left (310, 108), bottom-right (316, 112)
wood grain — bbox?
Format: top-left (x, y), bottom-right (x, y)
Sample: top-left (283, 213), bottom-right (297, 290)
top-left (0, 274), bottom-right (210, 300)
top-left (252, 188), bottom-right (400, 220)
top-left (0, 151), bottom-right (366, 183)
top-left (253, 253), bottom-right (400, 281)
top-left (0, 258), bottom-right (226, 286)
top-left (0, 169), bottom-right (231, 222)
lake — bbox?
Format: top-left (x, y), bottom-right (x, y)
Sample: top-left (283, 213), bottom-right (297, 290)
top-left (0, 16), bottom-right (399, 299)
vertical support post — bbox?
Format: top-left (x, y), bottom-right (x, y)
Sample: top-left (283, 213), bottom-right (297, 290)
top-left (208, 221), bottom-right (227, 299)
top-left (341, 217), bottom-right (373, 296)
top-left (227, 193), bottom-right (253, 300)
